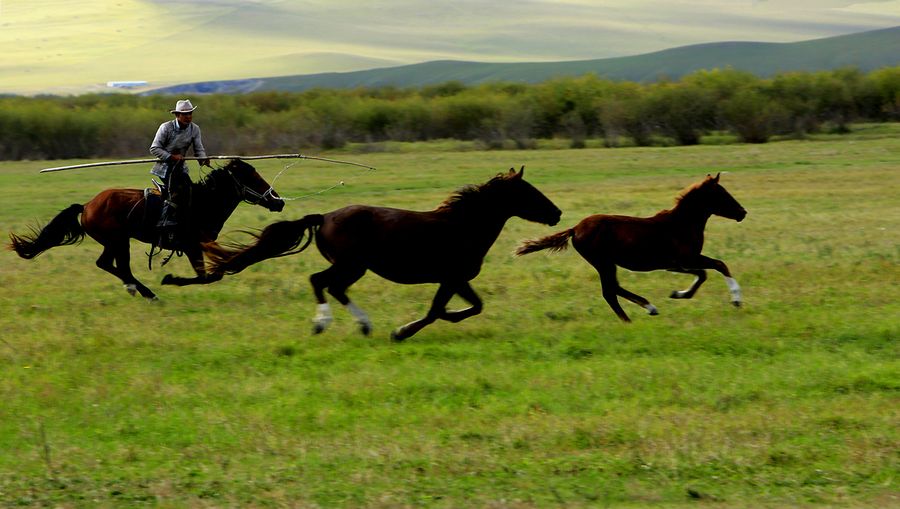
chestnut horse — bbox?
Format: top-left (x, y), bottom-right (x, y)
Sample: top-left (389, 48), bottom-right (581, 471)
top-left (8, 160), bottom-right (284, 301)
top-left (515, 173), bottom-right (746, 322)
top-left (205, 167), bottom-right (561, 341)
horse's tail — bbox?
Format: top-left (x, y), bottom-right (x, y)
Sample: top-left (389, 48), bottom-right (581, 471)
top-left (205, 214), bottom-right (324, 275)
top-left (513, 228), bottom-right (574, 257)
top-left (8, 204), bottom-right (85, 259)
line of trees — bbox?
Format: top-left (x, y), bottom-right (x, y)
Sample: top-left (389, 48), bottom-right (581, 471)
top-left (3, 66), bottom-right (900, 160)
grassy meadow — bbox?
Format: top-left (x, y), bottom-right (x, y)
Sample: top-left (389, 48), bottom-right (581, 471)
top-left (2, 129), bottom-right (900, 507)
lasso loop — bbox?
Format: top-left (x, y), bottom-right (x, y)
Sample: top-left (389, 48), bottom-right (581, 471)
top-left (271, 156), bottom-right (376, 201)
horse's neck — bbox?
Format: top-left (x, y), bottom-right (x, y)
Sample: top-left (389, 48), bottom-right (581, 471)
top-left (664, 201), bottom-right (711, 231)
top-left (440, 207), bottom-right (510, 246)
top-left (192, 182), bottom-right (242, 240)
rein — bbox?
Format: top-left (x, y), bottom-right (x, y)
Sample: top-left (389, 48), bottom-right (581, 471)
top-left (224, 169), bottom-right (274, 205)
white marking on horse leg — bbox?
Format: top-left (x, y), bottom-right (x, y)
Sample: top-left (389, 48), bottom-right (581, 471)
top-left (124, 284), bottom-right (137, 296)
top-left (725, 277), bottom-right (742, 305)
top-left (313, 303), bottom-right (333, 332)
top-left (644, 303), bottom-right (659, 315)
top-left (345, 301), bottom-right (373, 334)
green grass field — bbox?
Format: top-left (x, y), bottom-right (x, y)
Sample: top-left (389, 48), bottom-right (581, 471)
top-left (2, 129), bottom-right (900, 507)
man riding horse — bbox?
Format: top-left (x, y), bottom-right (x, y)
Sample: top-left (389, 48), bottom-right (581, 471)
top-left (150, 99), bottom-right (210, 247)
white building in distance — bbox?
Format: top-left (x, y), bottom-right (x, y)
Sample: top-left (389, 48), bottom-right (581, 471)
top-left (107, 81), bottom-right (148, 89)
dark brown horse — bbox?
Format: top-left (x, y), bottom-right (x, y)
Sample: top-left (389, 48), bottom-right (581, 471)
top-left (515, 173), bottom-right (746, 322)
top-left (205, 167), bottom-right (561, 341)
top-left (8, 160), bottom-right (284, 300)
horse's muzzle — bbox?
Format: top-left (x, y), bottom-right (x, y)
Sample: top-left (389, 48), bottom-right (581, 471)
top-left (267, 199), bottom-right (285, 212)
top-left (546, 208), bottom-right (562, 226)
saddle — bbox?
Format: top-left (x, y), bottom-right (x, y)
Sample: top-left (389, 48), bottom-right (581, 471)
top-left (141, 184), bottom-right (165, 232)
top-left (142, 180), bottom-right (190, 253)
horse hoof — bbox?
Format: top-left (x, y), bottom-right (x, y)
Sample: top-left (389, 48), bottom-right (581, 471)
top-left (146, 295), bottom-right (160, 302)
top-left (161, 274), bottom-right (174, 285)
top-left (646, 304), bottom-right (659, 316)
top-left (732, 301), bottom-right (742, 308)
top-left (312, 323), bottom-right (327, 335)
top-left (360, 324), bottom-right (372, 336)
top-left (390, 331), bottom-right (404, 343)
top-left (124, 284), bottom-right (137, 296)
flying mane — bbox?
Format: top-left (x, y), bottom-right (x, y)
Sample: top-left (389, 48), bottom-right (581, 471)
top-left (195, 161), bottom-right (241, 190)
top-left (655, 174), bottom-right (718, 217)
top-left (434, 172), bottom-right (514, 214)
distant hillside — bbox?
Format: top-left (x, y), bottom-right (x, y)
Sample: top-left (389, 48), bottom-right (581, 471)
top-left (146, 26), bottom-right (900, 95)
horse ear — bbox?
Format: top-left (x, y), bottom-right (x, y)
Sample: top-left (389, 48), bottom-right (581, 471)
top-left (707, 173), bottom-right (720, 183)
top-left (514, 166), bottom-right (524, 179)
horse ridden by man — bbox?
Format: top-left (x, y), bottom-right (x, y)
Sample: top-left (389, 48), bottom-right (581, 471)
top-left (8, 159), bottom-right (284, 301)
top-left (9, 99), bottom-right (286, 300)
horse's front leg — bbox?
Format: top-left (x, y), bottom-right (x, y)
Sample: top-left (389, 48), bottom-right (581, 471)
top-left (440, 282), bottom-right (483, 323)
top-left (391, 284), bottom-right (456, 342)
top-left (680, 256), bottom-right (742, 307)
top-left (161, 246), bottom-right (222, 286)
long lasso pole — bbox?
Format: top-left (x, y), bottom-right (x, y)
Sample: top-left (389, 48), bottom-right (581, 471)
top-left (38, 154), bottom-right (374, 173)
top-left (39, 153), bottom-right (378, 201)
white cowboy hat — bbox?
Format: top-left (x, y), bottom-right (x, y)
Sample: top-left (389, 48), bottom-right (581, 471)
top-left (169, 99), bottom-right (198, 113)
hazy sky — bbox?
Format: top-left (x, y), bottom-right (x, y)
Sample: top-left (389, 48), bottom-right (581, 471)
top-left (396, 0), bottom-right (900, 61)
top-left (3, 0), bottom-right (900, 94)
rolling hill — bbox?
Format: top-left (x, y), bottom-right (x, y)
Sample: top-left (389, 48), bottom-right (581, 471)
top-left (146, 26), bottom-right (900, 94)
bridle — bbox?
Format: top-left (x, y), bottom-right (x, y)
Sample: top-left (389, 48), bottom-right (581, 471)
top-left (221, 168), bottom-right (278, 206)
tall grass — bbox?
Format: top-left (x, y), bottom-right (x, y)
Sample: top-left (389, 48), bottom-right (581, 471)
top-left (1, 129), bottom-right (899, 507)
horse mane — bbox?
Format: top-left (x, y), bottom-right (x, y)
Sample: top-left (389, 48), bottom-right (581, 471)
top-left (655, 175), bottom-right (718, 217)
top-left (194, 160), bottom-right (245, 191)
top-left (195, 167), bottom-right (228, 188)
top-left (434, 172), bottom-right (513, 214)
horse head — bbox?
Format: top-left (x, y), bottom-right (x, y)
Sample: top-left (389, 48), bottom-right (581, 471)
top-left (225, 159), bottom-right (285, 212)
top-left (702, 173), bottom-right (746, 222)
top-left (497, 166), bottom-right (561, 226)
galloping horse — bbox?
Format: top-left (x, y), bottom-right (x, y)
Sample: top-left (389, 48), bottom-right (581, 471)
top-left (515, 173), bottom-right (746, 322)
top-left (205, 167), bottom-right (561, 341)
top-left (8, 160), bottom-right (284, 300)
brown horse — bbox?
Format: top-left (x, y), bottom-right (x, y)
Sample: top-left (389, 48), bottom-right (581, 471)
top-left (515, 173), bottom-right (746, 322)
top-left (8, 160), bottom-right (284, 301)
top-left (205, 167), bottom-right (561, 341)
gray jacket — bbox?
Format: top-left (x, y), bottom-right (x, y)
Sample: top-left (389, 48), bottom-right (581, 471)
top-left (149, 120), bottom-right (208, 178)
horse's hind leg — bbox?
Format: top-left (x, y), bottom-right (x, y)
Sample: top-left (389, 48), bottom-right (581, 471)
top-left (392, 284), bottom-right (456, 342)
top-left (97, 243), bottom-right (158, 301)
top-left (595, 264), bottom-right (657, 322)
top-left (309, 265), bottom-right (371, 335)
top-left (669, 268), bottom-right (707, 299)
